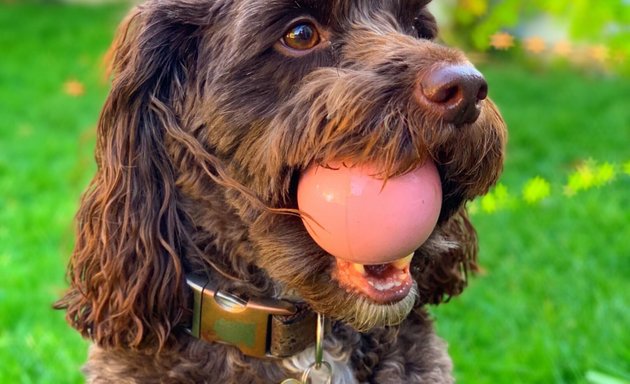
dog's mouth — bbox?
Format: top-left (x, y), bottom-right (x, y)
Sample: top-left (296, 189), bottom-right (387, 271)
top-left (294, 161), bottom-right (441, 308)
top-left (333, 254), bottom-right (414, 304)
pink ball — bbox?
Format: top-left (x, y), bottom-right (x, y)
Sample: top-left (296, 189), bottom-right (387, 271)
top-left (297, 162), bottom-right (442, 265)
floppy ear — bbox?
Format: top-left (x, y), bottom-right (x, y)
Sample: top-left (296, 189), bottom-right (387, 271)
top-left (55, 3), bottom-right (208, 350)
top-left (414, 6), bottom-right (438, 40)
top-left (415, 206), bottom-right (479, 305)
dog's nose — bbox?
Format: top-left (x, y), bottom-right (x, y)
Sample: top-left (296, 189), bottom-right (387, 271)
top-left (417, 64), bottom-right (488, 126)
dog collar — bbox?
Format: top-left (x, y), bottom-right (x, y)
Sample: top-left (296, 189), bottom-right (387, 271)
top-left (185, 274), bottom-right (319, 359)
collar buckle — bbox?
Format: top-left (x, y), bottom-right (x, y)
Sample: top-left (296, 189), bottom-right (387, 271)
top-left (186, 274), bottom-right (297, 358)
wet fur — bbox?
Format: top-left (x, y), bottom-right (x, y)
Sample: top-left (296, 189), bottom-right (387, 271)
top-left (56, 0), bottom-right (506, 382)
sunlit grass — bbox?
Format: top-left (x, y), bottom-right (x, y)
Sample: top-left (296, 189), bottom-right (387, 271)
top-left (433, 63), bottom-right (630, 383)
top-left (0, 4), bottom-right (126, 383)
top-left (0, 3), bottom-right (628, 383)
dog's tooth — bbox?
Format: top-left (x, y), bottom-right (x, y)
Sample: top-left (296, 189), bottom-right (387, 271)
top-left (368, 280), bottom-right (376, 287)
top-left (392, 254), bottom-right (414, 270)
top-left (393, 280), bottom-right (402, 287)
top-left (353, 263), bottom-right (366, 275)
top-left (372, 281), bottom-right (396, 292)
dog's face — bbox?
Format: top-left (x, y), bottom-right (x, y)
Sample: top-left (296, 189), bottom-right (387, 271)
top-left (195, 0), bottom-right (506, 329)
top-left (58, 0), bottom-right (506, 349)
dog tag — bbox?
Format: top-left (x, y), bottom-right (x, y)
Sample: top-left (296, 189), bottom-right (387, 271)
top-left (280, 314), bottom-right (332, 384)
top-left (280, 362), bottom-right (333, 384)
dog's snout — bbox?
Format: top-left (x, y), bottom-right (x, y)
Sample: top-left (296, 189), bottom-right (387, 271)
top-left (417, 64), bottom-right (488, 126)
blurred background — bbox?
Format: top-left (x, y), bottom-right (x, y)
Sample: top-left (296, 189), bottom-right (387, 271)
top-left (0, 0), bottom-right (628, 383)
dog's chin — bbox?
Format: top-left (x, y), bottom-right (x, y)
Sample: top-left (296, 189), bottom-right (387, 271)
top-left (292, 257), bottom-right (418, 332)
top-left (331, 282), bottom-right (418, 332)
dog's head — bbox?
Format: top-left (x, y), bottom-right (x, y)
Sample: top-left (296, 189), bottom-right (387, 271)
top-left (57, 0), bottom-right (506, 351)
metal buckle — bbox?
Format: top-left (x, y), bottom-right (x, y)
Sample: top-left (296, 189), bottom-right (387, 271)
top-left (186, 274), bottom-right (296, 358)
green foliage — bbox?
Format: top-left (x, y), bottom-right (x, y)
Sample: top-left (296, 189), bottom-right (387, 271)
top-left (474, 183), bottom-right (515, 214)
top-left (565, 161), bottom-right (618, 197)
top-left (442, 0), bottom-right (630, 73)
top-left (471, 160), bottom-right (626, 213)
top-left (522, 176), bottom-right (551, 204)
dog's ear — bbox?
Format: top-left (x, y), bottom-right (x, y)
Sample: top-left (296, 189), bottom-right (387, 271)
top-left (55, 3), bottom-right (209, 350)
top-left (415, 207), bottom-right (478, 305)
top-left (414, 6), bottom-right (438, 40)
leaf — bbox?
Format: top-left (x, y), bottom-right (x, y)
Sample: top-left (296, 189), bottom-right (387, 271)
top-left (63, 79), bottom-right (85, 97)
top-left (490, 32), bottom-right (515, 50)
top-left (460, 0), bottom-right (488, 17)
top-left (565, 162), bottom-right (596, 195)
top-left (524, 36), bottom-right (546, 54)
top-left (479, 183), bottom-right (512, 214)
top-left (594, 162), bottom-right (616, 186)
top-left (522, 176), bottom-right (551, 204)
top-left (480, 193), bottom-right (497, 213)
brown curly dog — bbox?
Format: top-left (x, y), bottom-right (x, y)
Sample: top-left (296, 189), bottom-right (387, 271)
top-left (56, 0), bottom-right (507, 382)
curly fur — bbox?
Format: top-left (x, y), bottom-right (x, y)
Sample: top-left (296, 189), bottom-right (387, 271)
top-left (55, 0), bottom-right (507, 382)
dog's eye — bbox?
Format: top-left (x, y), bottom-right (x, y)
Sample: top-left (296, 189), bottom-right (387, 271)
top-left (282, 22), bottom-right (320, 50)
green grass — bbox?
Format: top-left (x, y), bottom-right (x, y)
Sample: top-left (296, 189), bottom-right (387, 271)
top-left (0, 4), bottom-right (126, 383)
top-left (433, 64), bottom-right (630, 383)
top-left (0, 3), bottom-right (628, 383)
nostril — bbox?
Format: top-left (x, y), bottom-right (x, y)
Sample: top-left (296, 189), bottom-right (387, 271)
top-left (430, 84), bottom-right (460, 105)
top-left (477, 82), bottom-right (488, 101)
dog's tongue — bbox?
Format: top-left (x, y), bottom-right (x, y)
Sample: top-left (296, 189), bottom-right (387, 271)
top-left (297, 161), bottom-right (442, 265)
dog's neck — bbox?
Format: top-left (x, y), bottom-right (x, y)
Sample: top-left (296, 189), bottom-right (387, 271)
top-left (184, 274), bottom-right (320, 359)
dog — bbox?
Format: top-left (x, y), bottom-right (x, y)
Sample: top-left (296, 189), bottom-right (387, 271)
top-left (55, 0), bottom-right (506, 382)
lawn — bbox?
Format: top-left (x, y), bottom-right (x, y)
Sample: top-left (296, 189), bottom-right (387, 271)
top-left (0, 3), bottom-right (628, 384)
